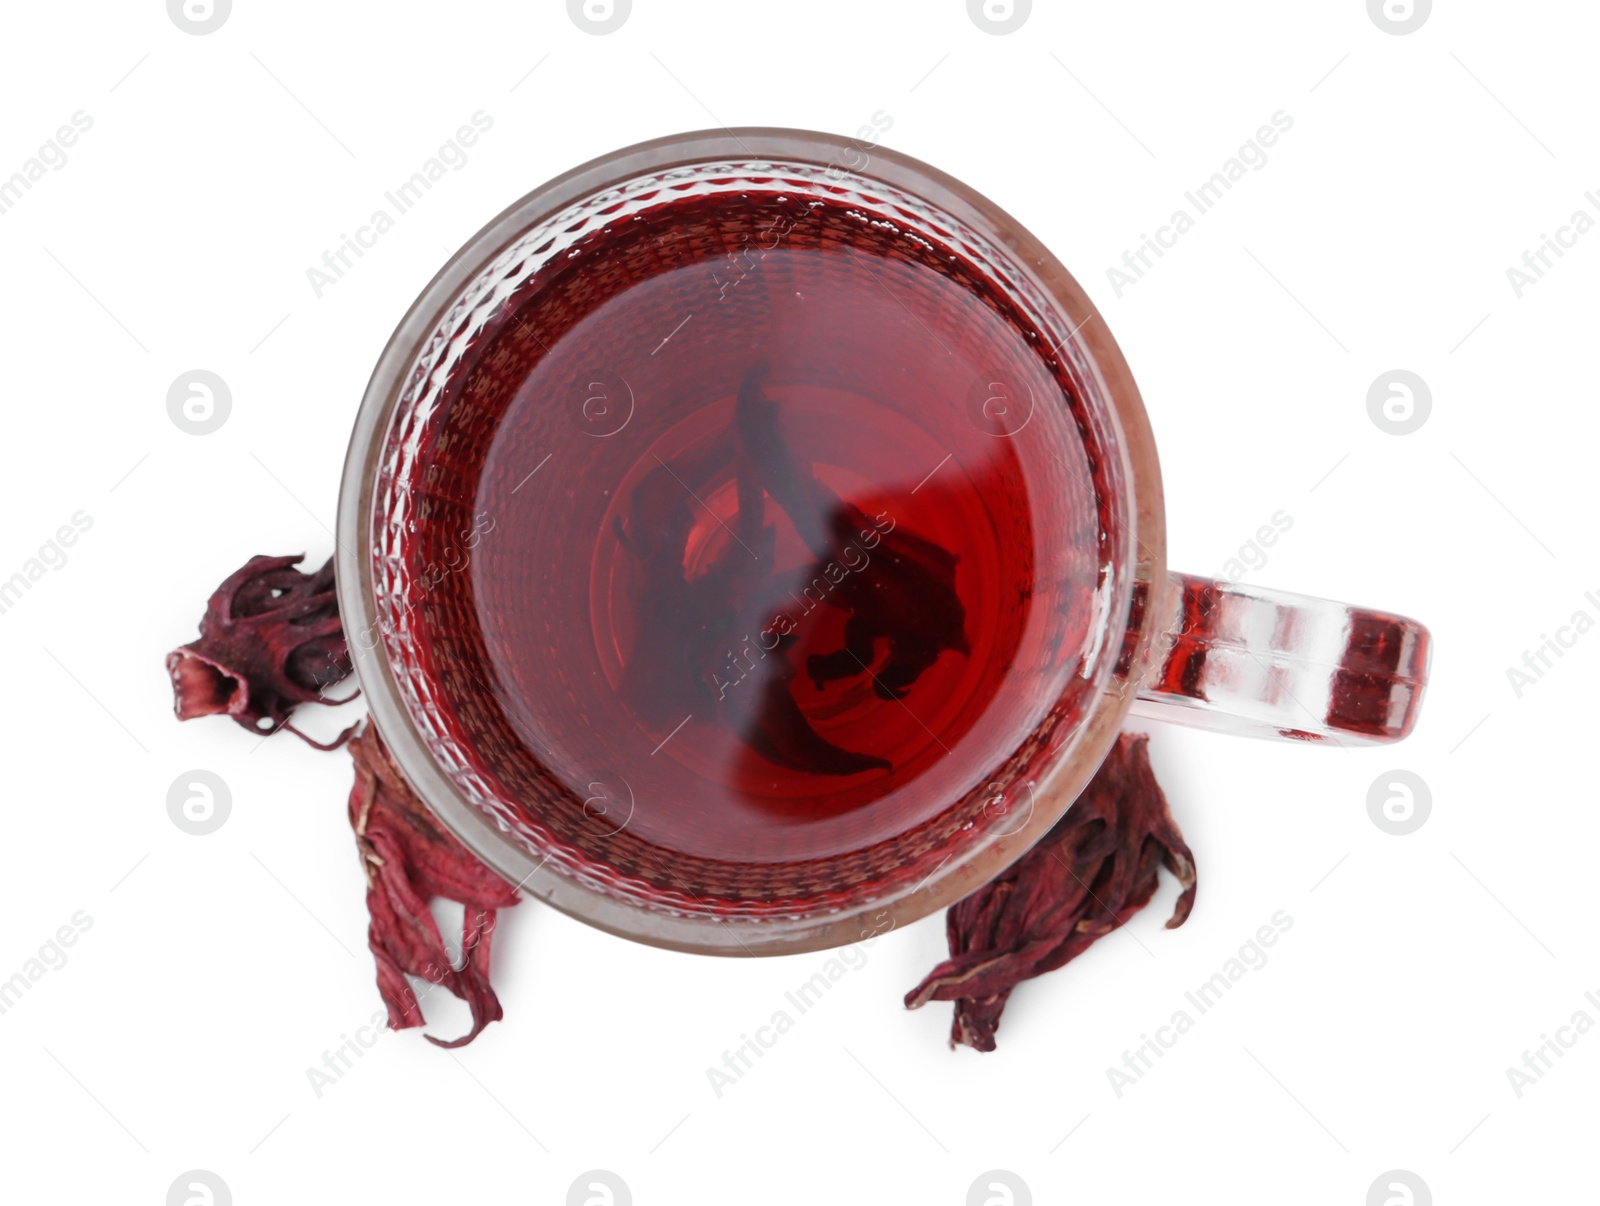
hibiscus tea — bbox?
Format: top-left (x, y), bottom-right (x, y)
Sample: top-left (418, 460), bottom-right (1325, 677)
top-left (402, 185), bottom-right (1112, 870)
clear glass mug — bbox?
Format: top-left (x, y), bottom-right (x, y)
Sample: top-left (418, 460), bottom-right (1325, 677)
top-left (336, 128), bottom-right (1431, 955)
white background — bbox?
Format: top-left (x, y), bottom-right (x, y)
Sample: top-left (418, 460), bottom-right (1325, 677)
top-left (1, 1), bottom-right (1595, 1203)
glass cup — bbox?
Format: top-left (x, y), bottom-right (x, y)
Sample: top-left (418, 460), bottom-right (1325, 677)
top-left (336, 128), bottom-right (1431, 955)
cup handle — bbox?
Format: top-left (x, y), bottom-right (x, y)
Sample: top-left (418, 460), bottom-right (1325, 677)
top-left (1127, 573), bottom-right (1431, 746)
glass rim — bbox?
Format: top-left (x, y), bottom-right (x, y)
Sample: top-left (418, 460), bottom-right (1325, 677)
top-left (335, 126), bottom-right (1168, 956)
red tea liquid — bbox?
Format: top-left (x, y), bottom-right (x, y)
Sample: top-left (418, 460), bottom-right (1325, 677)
top-left (414, 187), bottom-right (1106, 865)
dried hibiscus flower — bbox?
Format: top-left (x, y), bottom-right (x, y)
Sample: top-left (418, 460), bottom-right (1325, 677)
top-left (905, 733), bottom-right (1196, 1052)
top-left (347, 722), bottom-right (521, 1047)
top-left (613, 363), bottom-right (969, 777)
top-left (168, 553), bottom-right (518, 1046)
top-left (166, 553), bottom-right (356, 748)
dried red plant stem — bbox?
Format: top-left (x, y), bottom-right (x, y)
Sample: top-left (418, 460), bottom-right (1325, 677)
top-left (348, 723), bottom-right (520, 1047)
top-left (905, 733), bottom-right (1196, 1051)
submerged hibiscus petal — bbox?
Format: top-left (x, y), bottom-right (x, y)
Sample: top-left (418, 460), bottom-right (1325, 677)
top-left (905, 733), bottom-right (1196, 1051)
top-left (347, 723), bottom-right (521, 1048)
top-left (166, 553), bottom-right (356, 747)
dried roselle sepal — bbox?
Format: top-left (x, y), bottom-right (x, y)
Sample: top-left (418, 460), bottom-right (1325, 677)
top-left (348, 722), bottom-right (521, 1048)
top-left (166, 553), bottom-right (356, 748)
top-left (905, 733), bottom-right (1196, 1052)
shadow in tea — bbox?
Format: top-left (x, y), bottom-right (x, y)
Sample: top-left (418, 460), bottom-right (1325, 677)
top-left (615, 364), bottom-right (973, 818)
